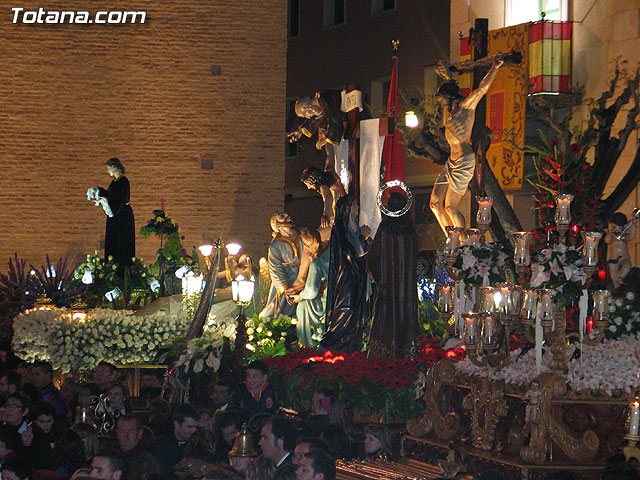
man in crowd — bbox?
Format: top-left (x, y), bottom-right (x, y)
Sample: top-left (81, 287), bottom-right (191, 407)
top-left (107, 383), bottom-right (129, 418)
top-left (210, 378), bottom-right (234, 411)
top-left (0, 370), bottom-right (22, 402)
top-left (152, 403), bottom-right (200, 479)
top-left (87, 362), bottom-right (119, 396)
top-left (295, 450), bottom-right (336, 480)
top-left (90, 452), bottom-right (127, 480)
top-left (116, 415), bottom-right (161, 480)
top-left (258, 417), bottom-right (297, 468)
top-left (27, 361), bottom-right (67, 417)
top-left (212, 410), bottom-right (242, 462)
top-left (293, 437), bottom-right (329, 466)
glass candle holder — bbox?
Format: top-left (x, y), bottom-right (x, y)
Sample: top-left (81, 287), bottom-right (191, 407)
top-left (509, 285), bottom-right (524, 315)
top-left (582, 232), bottom-right (602, 267)
top-left (466, 228), bottom-right (482, 247)
top-left (464, 312), bottom-right (477, 345)
top-left (482, 313), bottom-right (495, 345)
top-left (478, 286), bottom-right (496, 313)
top-left (592, 289), bottom-right (610, 321)
top-left (495, 283), bottom-right (511, 315)
top-left (437, 282), bottom-right (455, 314)
top-left (445, 226), bottom-right (465, 255)
top-left (554, 194), bottom-right (574, 225)
top-left (476, 196), bottom-right (493, 226)
top-left (537, 289), bottom-right (556, 322)
top-left (513, 232), bottom-right (533, 266)
top-left (521, 289), bottom-right (538, 321)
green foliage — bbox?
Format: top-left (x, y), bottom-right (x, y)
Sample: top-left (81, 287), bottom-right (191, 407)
top-left (419, 301), bottom-right (447, 338)
top-left (245, 314), bottom-right (296, 363)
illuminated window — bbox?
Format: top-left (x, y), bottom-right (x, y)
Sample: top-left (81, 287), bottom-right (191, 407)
top-left (506, 0), bottom-right (567, 26)
top-left (323, 0), bottom-right (345, 28)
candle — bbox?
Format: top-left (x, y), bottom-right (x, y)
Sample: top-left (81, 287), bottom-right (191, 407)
top-left (537, 289), bottom-right (555, 322)
top-left (496, 283), bottom-right (510, 315)
top-left (630, 401), bottom-right (640, 436)
top-left (437, 282), bottom-right (455, 314)
top-left (592, 290), bottom-right (610, 321)
top-left (554, 194), bottom-right (574, 225)
top-left (510, 285), bottom-right (523, 315)
top-left (476, 196), bottom-right (493, 226)
top-left (464, 312), bottom-right (477, 345)
top-left (482, 314), bottom-right (495, 345)
top-left (521, 289), bottom-right (538, 321)
top-left (478, 286), bottom-right (495, 313)
top-left (513, 232), bottom-right (533, 266)
top-left (445, 226), bottom-right (464, 255)
top-left (466, 228), bottom-right (482, 247)
top-left (582, 232), bottom-right (602, 267)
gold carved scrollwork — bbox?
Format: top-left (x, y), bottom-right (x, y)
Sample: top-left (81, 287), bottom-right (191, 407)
top-left (406, 361), bottom-right (460, 439)
top-left (463, 378), bottom-right (508, 451)
top-left (520, 374), bottom-right (600, 465)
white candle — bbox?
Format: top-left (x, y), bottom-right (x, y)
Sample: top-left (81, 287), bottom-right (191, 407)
top-left (582, 232), bottom-right (602, 267)
top-left (438, 283), bottom-right (454, 314)
top-left (630, 401), bottom-right (640, 436)
top-left (445, 227), bottom-right (464, 255)
top-left (521, 290), bottom-right (538, 321)
top-left (537, 289), bottom-right (555, 321)
top-left (483, 314), bottom-right (495, 345)
top-left (513, 232), bottom-right (533, 266)
top-left (592, 290), bottom-right (610, 321)
top-left (466, 228), bottom-right (481, 247)
top-left (554, 194), bottom-right (574, 225)
top-left (464, 313), bottom-right (477, 345)
top-left (476, 196), bottom-right (493, 226)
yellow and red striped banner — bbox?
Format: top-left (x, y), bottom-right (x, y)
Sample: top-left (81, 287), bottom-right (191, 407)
top-left (529, 21), bottom-right (572, 93)
top-left (486, 23), bottom-right (530, 190)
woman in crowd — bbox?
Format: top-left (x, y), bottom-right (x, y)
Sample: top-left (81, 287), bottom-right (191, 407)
top-left (363, 424), bottom-right (393, 460)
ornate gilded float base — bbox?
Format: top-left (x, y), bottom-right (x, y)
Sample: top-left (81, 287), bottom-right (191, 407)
top-left (404, 365), bottom-right (627, 479)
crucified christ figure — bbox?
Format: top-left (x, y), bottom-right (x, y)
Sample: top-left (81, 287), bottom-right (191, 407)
top-left (429, 57), bottom-right (503, 235)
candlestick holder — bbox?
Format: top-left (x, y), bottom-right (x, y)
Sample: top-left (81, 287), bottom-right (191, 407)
top-left (477, 223), bottom-right (490, 243)
top-left (624, 433), bottom-right (640, 463)
top-left (556, 223), bottom-right (570, 244)
top-left (516, 264), bottom-right (531, 286)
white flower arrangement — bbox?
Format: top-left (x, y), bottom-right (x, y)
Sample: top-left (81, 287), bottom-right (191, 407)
top-left (176, 320), bottom-right (237, 375)
top-left (455, 337), bottom-right (640, 394)
top-left (606, 291), bottom-right (640, 340)
top-left (529, 243), bottom-right (587, 306)
top-left (453, 243), bottom-right (509, 286)
top-left (12, 307), bottom-right (190, 372)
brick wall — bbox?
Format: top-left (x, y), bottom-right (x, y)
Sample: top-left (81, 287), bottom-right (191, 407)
top-left (0, 1), bottom-right (286, 270)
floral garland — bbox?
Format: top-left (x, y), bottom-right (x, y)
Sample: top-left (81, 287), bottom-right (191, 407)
top-left (12, 307), bottom-right (190, 372)
top-left (453, 243), bottom-right (509, 286)
top-left (456, 338), bottom-right (640, 395)
top-left (606, 291), bottom-right (640, 340)
top-left (530, 243), bottom-right (587, 306)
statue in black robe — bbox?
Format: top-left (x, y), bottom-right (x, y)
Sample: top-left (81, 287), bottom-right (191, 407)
top-left (96, 158), bottom-right (135, 268)
top-left (365, 192), bottom-right (418, 358)
top-left (321, 196), bottom-right (368, 353)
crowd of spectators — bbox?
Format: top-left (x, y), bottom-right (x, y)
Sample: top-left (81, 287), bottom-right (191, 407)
top-left (0, 356), bottom-right (636, 480)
